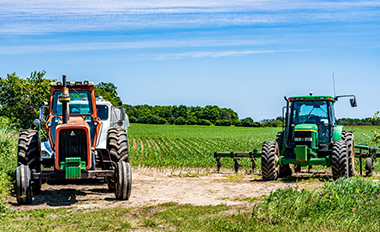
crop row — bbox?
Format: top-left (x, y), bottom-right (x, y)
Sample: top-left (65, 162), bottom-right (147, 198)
top-left (126, 124), bottom-right (380, 171)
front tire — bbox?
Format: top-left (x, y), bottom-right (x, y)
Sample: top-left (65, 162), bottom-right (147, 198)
top-left (332, 140), bottom-right (351, 180)
top-left (261, 141), bottom-right (279, 180)
top-left (115, 161), bottom-right (132, 200)
top-left (15, 165), bottom-right (32, 205)
top-left (342, 131), bottom-right (355, 176)
top-left (17, 129), bottom-right (41, 195)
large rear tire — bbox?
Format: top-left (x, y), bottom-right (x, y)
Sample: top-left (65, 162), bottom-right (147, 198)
top-left (115, 161), bottom-right (132, 200)
top-left (332, 140), bottom-right (350, 180)
top-left (107, 128), bottom-right (129, 162)
top-left (342, 131), bottom-right (355, 176)
top-left (261, 141), bottom-right (279, 180)
top-left (17, 129), bottom-right (41, 195)
top-left (276, 131), bottom-right (284, 150)
top-left (15, 165), bottom-right (32, 205)
top-left (106, 128), bottom-right (129, 190)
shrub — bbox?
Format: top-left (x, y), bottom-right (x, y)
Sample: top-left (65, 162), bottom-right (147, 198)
top-left (174, 117), bottom-right (186, 125)
top-left (197, 119), bottom-right (212, 126)
top-left (186, 117), bottom-right (197, 125)
top-left (215, 120), bottom-right (231, 126)
top-left (146, 115), bottom-right (167, 124)
top-left (129, 116), bottom-right (137, 123)
top-left (167, 117), bottom-right (175, 124)
top-left (0, 117), bottom-right (17, 216)
top-left (239, 117), bottom-right (254, 127)
top-left (264, 120), bottom-right (283, 127)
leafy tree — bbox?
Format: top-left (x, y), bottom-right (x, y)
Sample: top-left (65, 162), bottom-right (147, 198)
top-left (0, 71), bottom-right (54, 128)
top-left (238, 117), bottom-right (255, 127)
top-left (94, 82), bottom-right (121, 106)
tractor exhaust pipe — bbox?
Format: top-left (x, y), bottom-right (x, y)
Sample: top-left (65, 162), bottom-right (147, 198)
top-left (58, 75), bottom-right (70, 124)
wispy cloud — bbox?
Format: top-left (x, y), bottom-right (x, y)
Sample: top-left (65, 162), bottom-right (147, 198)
top-left (1, 0), bottom-right (379, 35)
top-left (138, 49), bottom-right (317, 60)
top-left (0, 38), bottom-right (277, 55)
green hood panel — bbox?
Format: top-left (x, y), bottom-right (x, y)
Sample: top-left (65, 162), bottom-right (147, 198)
top-left (294, 124), bottom-right (318, 131)
top-left (333, 125), bottom-right (343, 141)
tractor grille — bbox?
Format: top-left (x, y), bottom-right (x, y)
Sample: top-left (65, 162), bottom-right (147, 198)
top-left (58, 129), bottom-right (88, 165)
top-left (294, 130), bottom-right (313, 147)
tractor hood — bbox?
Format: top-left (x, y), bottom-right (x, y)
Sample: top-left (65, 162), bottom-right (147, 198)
top-left (294, 124), bottom-right (318, 132)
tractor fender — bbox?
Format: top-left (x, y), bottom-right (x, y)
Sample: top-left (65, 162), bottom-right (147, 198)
top-left (332, 125), bottom-right (343, 141)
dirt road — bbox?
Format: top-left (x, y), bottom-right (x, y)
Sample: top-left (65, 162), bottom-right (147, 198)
top-left (9, 167), bottom-right (326, 211)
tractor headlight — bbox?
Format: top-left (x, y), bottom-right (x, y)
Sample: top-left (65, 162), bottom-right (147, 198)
top-left (294, 137), bottom-right (312, 142)
top-left (94, 121), bottom-right (99, 126)
top-left (47, 121), bottom-right (52, 127)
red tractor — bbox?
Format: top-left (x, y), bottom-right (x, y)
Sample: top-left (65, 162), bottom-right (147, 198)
top-left (15, 75), bottom-right (131, 204)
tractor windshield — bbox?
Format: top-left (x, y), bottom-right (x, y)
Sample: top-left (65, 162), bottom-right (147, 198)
top-left (290, 100), bottom-right (333, 143)
top-left (52, 90), bottom-right (93, 115)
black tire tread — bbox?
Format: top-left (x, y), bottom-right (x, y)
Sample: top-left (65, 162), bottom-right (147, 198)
top-left (261, 141), bottom-right (278, 180)
top-left (17, 129), bottom-right (41, 195)
top-left (332, 140), bottom-right (349, 180)
top-left (107, 128), bottom-right (129, 163)
top-left (342, 130), bottom-right (355, 176)
top-left (16, 165), bottom-right (32, 205)
top-left (115, 161), bottom-right (132, 200)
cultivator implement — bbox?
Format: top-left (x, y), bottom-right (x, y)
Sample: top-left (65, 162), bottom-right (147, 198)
top-left (214, 150), bottom-right (261, 173)
top-left (215, 145), bottom-right (380, 177)
top-left (354, 145), bottom-right (380, 176)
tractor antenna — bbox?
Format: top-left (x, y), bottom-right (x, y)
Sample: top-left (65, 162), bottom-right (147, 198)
top-left (332, 73), bottom-right (336, 97)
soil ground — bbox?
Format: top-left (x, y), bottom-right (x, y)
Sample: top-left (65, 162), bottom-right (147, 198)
top-left (8, 167), bottom-right (328, 211)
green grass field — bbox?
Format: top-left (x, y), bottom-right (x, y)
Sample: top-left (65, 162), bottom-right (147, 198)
top-left (127, 124), bottom-right (380, 172)
top-left (2, 124), bottom-right (380, 231)
top-left (128, 124), bottom-right (281, 169)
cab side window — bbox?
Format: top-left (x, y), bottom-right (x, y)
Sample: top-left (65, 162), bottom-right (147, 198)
top-left (96, 105), bottom-right (109, 120)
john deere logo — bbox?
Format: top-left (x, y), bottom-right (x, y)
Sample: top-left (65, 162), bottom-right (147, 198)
top-left (70, 131), bottom-right (75, 136)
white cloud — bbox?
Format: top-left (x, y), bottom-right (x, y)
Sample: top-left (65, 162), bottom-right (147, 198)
top-left (0, 38), bottom-right (277, 54)
top-left (0, 0), bottom-right (379, 35)
top-left (138, 49), bottom-right (316, 60)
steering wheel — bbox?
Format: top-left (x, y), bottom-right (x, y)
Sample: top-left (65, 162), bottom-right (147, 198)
top-left (70, 107), bottom-right (80, 114)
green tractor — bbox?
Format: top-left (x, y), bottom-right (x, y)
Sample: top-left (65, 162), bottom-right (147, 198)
top-left (262, 93), bottom-right (357, 180)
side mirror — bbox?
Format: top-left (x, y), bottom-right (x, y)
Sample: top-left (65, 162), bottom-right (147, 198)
top-left (41, 101), bottom-right (49, 108)
top-left (350, 98), bottom-right (357, 107)
top-left (33, 119), bottom-right (41, 127)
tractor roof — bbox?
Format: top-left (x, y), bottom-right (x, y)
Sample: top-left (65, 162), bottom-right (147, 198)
top-left (289, 95), bottom-right (336, 102)
top-left (50, 81), bottom-right (94, 87)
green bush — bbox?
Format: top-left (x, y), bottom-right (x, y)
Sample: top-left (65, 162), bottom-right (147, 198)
top-left (174, 117), bottom-right (186, 125)
top-left (145, 115), bottom-right (167, 124)
top-left (238, 117), bottom-right (254, 127)
top-left (0, 116), bottom-right (17, 215)
top-left (264, 119), bottom-right (283, 127)
top-left (186, 117), bottom-right (197, 125)
top-left (167, 117), bottom-right (175, 124)
top-left (215, 120), bottom-right (232, 126)
top-left (129, 116), bottom-right (137, 123)
top-left (197, 119), bottom-right (212, 126)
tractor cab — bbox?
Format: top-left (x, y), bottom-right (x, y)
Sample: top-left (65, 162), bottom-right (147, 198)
top-left (287, 95), bottom-right (336, 151)
top-left (50, 89), bottom-right (98, 147)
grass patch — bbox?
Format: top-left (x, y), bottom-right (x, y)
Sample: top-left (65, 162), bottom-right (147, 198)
top-left (3, 177), bottom-right (380, 231)
top-left (0, 117), bottom-right (17, 216)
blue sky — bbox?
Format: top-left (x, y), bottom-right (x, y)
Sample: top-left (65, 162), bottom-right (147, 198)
top-left (1, 0), bottom-right (380, 121)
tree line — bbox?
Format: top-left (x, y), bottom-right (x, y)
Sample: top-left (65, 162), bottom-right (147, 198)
top-left (0, 71), bottom-right (378, 128)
